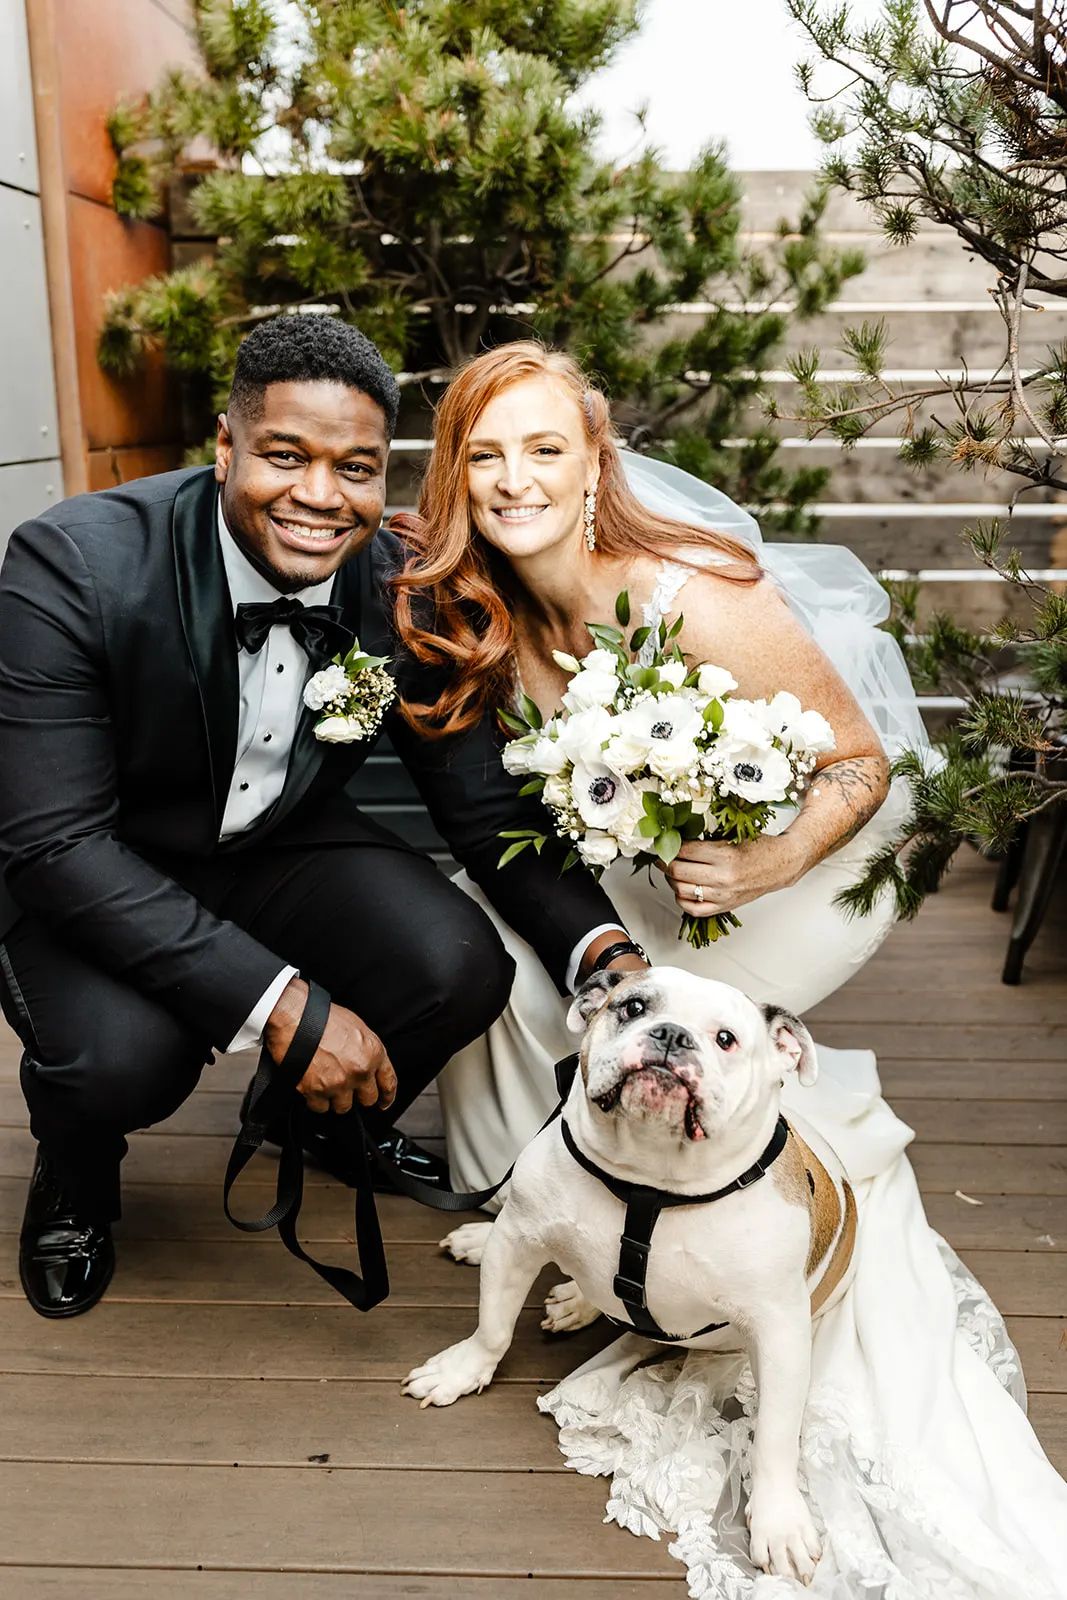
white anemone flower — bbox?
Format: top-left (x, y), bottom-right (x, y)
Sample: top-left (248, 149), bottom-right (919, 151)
top-left (617, 694), bottom-right (705, 777)
top-left (719, 698), bottom-right (775, 750)
top-left (757, 691), bottom-right (836, 755)
top-left (714, 742), bottom-right (794, 803)
top-left (570, 760), bottom-right (638, 831)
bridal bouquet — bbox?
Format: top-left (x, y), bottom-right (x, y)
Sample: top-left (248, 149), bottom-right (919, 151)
top-left (498, 594), bottom-right (834, 947)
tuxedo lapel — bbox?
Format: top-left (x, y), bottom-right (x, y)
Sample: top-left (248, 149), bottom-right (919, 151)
top-left (171, 469), bottom-right (239, 834)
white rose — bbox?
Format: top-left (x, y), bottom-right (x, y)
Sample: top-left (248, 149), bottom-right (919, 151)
top-left (528, 734), bottom-right (568, 775)
top-left (720, 698), bottom-right (775, 749)
top-left (543, 774), bottom-right (571, 808)
top-left (557, 704), bottom-right (613, 764)
top-left (602, 728), bottom-right (650, 775)
top-left (303, 663), bottom-right (350, 712)
top-left (796, 708), bottom-right (836, 754)
top-left (502, 739), bottom-right (536, 775)
top-left (570, 760), bottom-right (638, 831)
top-left (561, 658), bottom-right (620, 712)
top-left (647, 735), bottom-right (700, 782)
top-left (578, 831), bottom-right (620, 869)
top-left (314, 714), bottom-right (367, 744)
top-left (657, 660), bottom-right (688, 689)
top-left (697, 663), bottom-right (738, 699)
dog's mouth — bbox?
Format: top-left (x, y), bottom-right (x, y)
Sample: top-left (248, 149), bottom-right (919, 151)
top-left (593, 1061), bottom-right (707, 1141)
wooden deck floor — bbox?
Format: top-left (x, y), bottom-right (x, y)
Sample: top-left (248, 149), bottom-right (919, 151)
top-left (0, 847), bottom-right (1064, 1597)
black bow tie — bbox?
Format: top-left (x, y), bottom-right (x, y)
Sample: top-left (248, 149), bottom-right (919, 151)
top-left (234, 598), bottom-right (354, 666)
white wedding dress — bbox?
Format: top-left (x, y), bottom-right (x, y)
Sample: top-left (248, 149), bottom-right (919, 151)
top-left (436, 463), bottom-right (1067, 1596)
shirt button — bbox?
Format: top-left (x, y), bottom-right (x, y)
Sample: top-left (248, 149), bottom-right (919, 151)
top-left (263, 732), bottom-right (273, 743)
top-left (239, 781), bottom-right (249, 792)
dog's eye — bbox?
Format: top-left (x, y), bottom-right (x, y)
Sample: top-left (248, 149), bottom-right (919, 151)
top-left (715, 1029), bottom-right (738, 1051)
top-left (622, 997), bottom-right (646, 1020)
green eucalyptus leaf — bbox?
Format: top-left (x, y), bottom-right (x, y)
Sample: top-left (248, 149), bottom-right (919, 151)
top-left (519, 693), bottom-right (543, 730)
top-left (638, 815), bottom-right (660, 837)
top-left (518, 777), bottom-right (545, 796)
top-left (499, 709), bottom-right (528, 733)
top-left (497, 839), bottom-right (532, 868)
top-left (562, 848), bottom-right (580, 872)
top-left (656, 828), bottom-right (682, 864)
top-left (642, 790), bottom-right (660, 818)
top-left (667, 614), bottom-right (684, 640)
top-left (629, 625), bottom-right (652, 652)
top-left (615, 590), bottom-right (631, 626)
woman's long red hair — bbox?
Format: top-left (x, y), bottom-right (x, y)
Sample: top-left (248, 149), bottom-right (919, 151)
top-left (391, 342), bottom-right (761, 736)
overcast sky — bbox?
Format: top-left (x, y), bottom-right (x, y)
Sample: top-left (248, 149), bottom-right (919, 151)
top-left (580, 0), bottom-right (888, 170)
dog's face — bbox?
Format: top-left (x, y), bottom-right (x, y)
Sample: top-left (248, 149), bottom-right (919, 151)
top-left (566, 966), bottom-right (816, 1144)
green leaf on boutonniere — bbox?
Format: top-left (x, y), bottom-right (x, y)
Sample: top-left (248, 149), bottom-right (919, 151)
top-left (499, 708), bottom-right (528, 733)
top-left (615, 590), bottom-right (631, 626)
top-left (518, 777), bottom-right (545, 795)
top-left (629, 624), bottom-right (651, 653)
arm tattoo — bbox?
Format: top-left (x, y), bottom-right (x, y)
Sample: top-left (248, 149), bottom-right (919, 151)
top-left (809, 756), bottom-right (889, 852)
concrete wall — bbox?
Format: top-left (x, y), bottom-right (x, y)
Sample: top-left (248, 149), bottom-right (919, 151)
top-left (0, 0), bottom-right (62, 547)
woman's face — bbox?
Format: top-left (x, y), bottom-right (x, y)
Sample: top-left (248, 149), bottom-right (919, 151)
top-left (466, 376), bottom-right (598, 562)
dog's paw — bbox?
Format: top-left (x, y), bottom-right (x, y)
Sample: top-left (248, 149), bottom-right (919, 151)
top-left (747, 1485), bottom-right (822, 1583)
top-left (439, 1221), bottom-right (493, 1266)
top-left (402, 1338), bottom-right (497, 1408)
top-left (541, 1280), bottom-right (601, 1334)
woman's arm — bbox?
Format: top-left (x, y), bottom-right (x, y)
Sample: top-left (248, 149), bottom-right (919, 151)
top-left (660, 573), bottom-right (891, 918)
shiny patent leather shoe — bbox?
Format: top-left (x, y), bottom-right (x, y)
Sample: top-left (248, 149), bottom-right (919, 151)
top-left (239, 1079), bottom-right (451, 1193)
top-left (19, 1149), bottom-right (115, 1318)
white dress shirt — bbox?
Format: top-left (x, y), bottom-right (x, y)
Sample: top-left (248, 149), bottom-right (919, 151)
top-left (218, 506), bottom-right (333, 1050)
top-left (216, 505), bottom-right (616, 1052)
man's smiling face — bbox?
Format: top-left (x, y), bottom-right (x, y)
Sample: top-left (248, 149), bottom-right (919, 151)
top-left (215, 379), bottom-right (389, 593)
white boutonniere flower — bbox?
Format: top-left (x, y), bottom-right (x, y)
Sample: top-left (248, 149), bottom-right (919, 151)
top-left (303, 640), bottom-right (395, 744)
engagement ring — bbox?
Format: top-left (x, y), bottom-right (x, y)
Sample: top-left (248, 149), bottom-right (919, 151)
top-left (692, 885), bottom-right (704, 903)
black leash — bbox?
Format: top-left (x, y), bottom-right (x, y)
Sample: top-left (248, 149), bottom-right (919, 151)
top-left (223, 980), bottom-right (579, 1310)
top-left (559, 1113), bottom-right (790, 1343)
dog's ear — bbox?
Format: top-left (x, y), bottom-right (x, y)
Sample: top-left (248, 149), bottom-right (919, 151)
top-left (566, 969), bottom-right (630, 1034)
top-left (762, 1004), bottom-right (818, 1086)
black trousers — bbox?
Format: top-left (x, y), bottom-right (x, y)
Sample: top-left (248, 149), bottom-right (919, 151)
top-left (0, 841), bottom-right (514, 1220)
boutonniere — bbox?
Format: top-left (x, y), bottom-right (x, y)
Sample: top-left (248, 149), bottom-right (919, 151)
top-left (302, 640), bottom-right (396, 744)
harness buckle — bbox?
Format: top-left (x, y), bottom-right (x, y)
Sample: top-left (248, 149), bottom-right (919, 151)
top-left (612, 1272), bottom-right (648, 1309)
top-left (735, 1162), bottom-right (765, 1189)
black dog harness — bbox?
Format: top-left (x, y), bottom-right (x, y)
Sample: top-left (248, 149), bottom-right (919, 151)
top-left (559, 1109), bottom-right (791, 1343)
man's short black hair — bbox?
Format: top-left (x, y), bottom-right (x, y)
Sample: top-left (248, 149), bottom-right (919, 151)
top-left (228, 314), bottom-right (400, 437)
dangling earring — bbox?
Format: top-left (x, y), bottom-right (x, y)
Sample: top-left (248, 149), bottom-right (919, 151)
top-left (583, 488), bottom-right (597, 553)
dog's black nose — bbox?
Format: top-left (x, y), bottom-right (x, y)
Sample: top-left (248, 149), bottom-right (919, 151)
top-left (647, 1021), bottom-right (696, 1054)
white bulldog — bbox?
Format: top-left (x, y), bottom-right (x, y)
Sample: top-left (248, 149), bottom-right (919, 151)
top-left (403, 966), bottom-right (857, 1583)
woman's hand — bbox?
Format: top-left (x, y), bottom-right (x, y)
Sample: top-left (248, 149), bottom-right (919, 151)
top-left (661, 834), bottom-right (808, 918)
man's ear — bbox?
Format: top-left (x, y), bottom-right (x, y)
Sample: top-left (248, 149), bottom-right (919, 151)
top-left (215, 412), bottom-right (233, 484)
top-left (762, 1004), bottom-right (818, 1087)
top-left (566, 969), bottom-right (628, 1034)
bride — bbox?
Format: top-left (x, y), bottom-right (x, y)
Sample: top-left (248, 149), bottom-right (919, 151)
top-left (391, 342), bottom-right (1067, 1596)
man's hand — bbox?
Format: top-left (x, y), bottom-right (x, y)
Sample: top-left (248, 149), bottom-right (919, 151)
top-left (264, 977), bottom-right (397, 1115)
top-left (662, 834), bottom-right (807, 918)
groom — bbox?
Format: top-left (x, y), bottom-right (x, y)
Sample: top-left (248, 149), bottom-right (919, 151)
top-left (0, 315), bottom-right (635, 1318)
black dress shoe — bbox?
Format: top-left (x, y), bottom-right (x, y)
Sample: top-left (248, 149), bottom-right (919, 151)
top-left (239, 1079), bottom-right (451, 1193)
top-left (19, 1149), bottom-right (115, 1319)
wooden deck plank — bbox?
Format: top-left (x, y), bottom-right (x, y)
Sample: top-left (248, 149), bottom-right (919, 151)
top-left (0, 1575), bottom-right (683, 1599)
top-left (907, 1144), bottom-right (1067, 1195)
top-left (0, 1462), bottom-right (681, 1577)
top-left (0, 1301), bottom-right (615, 1381)
top-left (921, 1193), bottom-right (1067, 1251)
top-left (0, 1375), bottom-right (567, 1471)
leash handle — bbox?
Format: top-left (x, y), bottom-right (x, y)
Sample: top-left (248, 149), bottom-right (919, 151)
top-left (223, 980), bottom-right (391, 1313)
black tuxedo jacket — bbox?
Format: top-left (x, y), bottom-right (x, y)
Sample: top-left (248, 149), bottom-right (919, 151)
top-left (0, 467), bottom-right (619, 1046)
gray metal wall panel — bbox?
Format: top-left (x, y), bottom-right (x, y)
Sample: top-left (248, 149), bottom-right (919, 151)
top-left (0, 458), bottom-right (63, 559)
top-left (0, 185), bottom-right (61, 465)
top-left (0, 0), bottom-right (40, 193)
